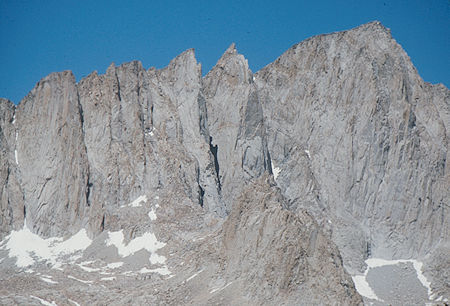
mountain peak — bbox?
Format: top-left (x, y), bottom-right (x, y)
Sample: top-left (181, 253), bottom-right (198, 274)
top-left (0, 22), bottom-right (447, 306)
top-left (204, 43), bottom-right (252, 86)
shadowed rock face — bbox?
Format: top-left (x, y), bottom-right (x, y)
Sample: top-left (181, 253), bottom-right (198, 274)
top-left (0, 21), bottom-right (448, 304)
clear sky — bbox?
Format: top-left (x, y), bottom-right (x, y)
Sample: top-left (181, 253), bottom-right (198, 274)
top-left (1, 0), bottom-right (449, 104)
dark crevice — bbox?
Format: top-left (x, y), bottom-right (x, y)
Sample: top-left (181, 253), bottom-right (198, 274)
top-left (266, 148), bottom-right (274, 175)
top-left (150, 104), bottom-right (154, 126)
top-left (76, 89), bottom-right (85, 131)
top-left (86, 181), bottom-right (93, 206)
top-left (23, 204), bottom-right (26, 220)
top-left (115, 70), bottom-right (122, 102)
top-left (5, 167), bottom-right (10, 187)
top-left (196, 165), bottom-right (205, 208)
top-left (100, 214), bottom-right (105, 231)
top-left (76, 87), bottom-right (92, 208)
top-left (114, 68), bottom-right (123, 205)
top-left (209, 136), bottom-right (221, 192)
top-left (366, 241), bottom-right (372, 257)
top-left (199, 185), bottom-right (205, 207)
top-left (37, 177), bottom-right (52, 200)
top-left (10, 106), bottom-right (16, 124)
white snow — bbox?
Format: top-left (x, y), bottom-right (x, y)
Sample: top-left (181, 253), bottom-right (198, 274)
top-left (271, 163), bottom-right (281, 181)
top-left (186, 269), bottom-right (204, 282)
top-left (210, 282), bottom-right (233, 294)
top-left (67, 275), bottom-right (93, 284)
top-left (30, 295), bottom-right (58, 306)
top-left (12, 114), bottom-right (15, 124)
top-left (106, 230), bottom-right (165, 261)
top-left (121, 195), bottom-right (148, 208)
top-left (106, 230), bottom-right (170, 275)
top-left (139, 266), bottom-right (171, 275)
top-left (353, 257), bottom-right (434, 301)
top-left (77, 263), bottom-right (101, 273)
top-left (351, 275), bottom-right (381, 301)
top-left (68, 299), bottom-right (80, 306)
top-left (365, 258), bottom-right (432, 297)
top-left (149, 252), bottom-right (167, 265)
top-left (14, 150), bottom-right (18, 165)
top-left (148, 208), bottom-right (157, 221)
top-left (40, 276), bottom-right (58, 284)
top-left (77, 260), bottom-right (123, 273)
top-left (52, 229), bottom-right (92, 255)
top-left (0, 223), bottom-right (92, 268)
top-left (304, 149), bottom-right (311, 159)
top-left (106, 262), bottom-right (123, 269)
top-left (410, 260), bottom-right (433, 297)
top-left (101, 276), bottom-right (116, 281)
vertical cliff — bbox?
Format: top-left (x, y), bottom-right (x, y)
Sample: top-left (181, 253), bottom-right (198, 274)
top-left (0, 21), bottom-right (448, 305)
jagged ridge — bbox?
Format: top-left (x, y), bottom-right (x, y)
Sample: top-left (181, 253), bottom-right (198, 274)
top-left (0, 21), bottom-right (448, 304)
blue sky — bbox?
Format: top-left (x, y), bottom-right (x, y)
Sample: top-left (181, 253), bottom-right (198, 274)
top-left (1, 0), bottom-right (449, 104)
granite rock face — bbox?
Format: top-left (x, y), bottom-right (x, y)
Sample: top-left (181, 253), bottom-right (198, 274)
top-left (0, 21), bottom-right (448, 305)
top-left (256, 22), bottom-right (449, 273)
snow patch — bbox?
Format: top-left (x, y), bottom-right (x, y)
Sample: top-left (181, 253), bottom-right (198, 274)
top-left (352, 275), bottom-right (381, 301)
top-left (101, 276), bottom-right (116, 281)
top-left (40, 276), bottom-right (58, 284)
top-left (410, 260), bottom-right (433, 297)
top-left (68, 299), bottom-right (80, 306)
top-left (15, 150), bottom-right (18, 165)
top-left (186, 269), bottom-right (204, 282)
top-left (353, 258), bottom-right (434, 301)
top-left (271, 163), bottom-right (281, 181)
top-left (148, 208), bottom-right (157, 221)
top-left (106, 230), bottom-right (165, 261)
top-left (30, 295), bottom-right (57, 306)
top-left (210, 282), bottom-right (233, 294)
top-left (139, 266), bottom-right (171, 275)
top-left (68, 275), bottom-right (93, 284)
top-left (106, 230), bottom-right (170, 275)
top-left (106, 262), bottom-right (123, 269)
top-left (304, 149), bottom-right (311, 159)
top-left (0, 223), bottom-right (92, 268)
top-left (77, 262), bottom-right (101, 273)
top-left (365, 258), bottom-right (432, 296)
top-left (121, 195), bottom-right (147, 208)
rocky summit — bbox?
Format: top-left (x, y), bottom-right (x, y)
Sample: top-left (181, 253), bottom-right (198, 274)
top-left (0, 21), bottom-right (448, 305)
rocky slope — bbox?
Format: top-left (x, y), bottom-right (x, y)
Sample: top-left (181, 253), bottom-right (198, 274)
top-left (0, 21), bottom-right (448, 305)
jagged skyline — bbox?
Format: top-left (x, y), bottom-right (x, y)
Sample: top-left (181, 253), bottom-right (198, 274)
top-left (1, 0), bottom-right (449, 104)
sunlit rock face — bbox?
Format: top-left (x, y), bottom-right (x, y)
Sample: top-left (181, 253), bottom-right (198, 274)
top-left (0, 21), bottom-right (448, 305)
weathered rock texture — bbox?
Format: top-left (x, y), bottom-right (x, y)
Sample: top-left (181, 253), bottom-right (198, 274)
top-left (256, 22), bottom-right (449, 273)
top-left (0, 21), bottom-right (448, 305)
